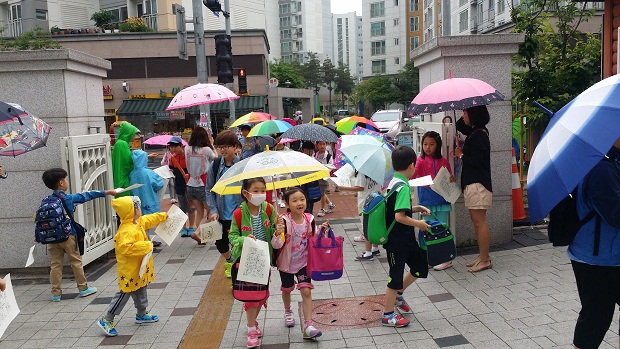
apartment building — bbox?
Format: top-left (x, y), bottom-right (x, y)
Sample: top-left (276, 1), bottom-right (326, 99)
top-left (332, 12), bottom-right (363, 81)
top-left (362, 0), bottom-right (407, 78)
top-left (277, 0), bottom-right (332, 63)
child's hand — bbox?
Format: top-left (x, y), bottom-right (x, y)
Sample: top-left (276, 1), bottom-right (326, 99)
top-left (276, 215), bottom-right (285, 233)
top-left (210, 213), bottom-right (219, 222)
top-left (248, 234), bottom-right (257, 240)
top-left (449, 175), bottom-right (456, 183)
top-left (415, 205), bottom-right (431, 216)
top-left (415, 220), bottom-right (431, 231)
top-left (105, 190), bottom-right (118, 196)
top-left (0, 278), bottom-right (5, 292)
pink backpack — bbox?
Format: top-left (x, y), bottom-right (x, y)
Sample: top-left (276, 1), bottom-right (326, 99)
top-left (307, 225), bottom-right (344, 281)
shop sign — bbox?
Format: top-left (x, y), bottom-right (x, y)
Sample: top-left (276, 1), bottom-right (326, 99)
top-left (169, 110), bottom-right (185, 121)
top-left (103, 95), bottom-right (113, 100)
top-left (155, 111), bottom-right (170, 121)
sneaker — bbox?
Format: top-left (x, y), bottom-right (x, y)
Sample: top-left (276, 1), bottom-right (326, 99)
top-left (181, 228), bottom-right (190, 237)
top-left (382, 312), bottom-right (410, 327)
top-left (255, 322), bottom-right (263, 338)
top-left (152, 241), bottom-right (162, 247)
top-left (433, 261), bottom-right (453, 271)
top-left (395, 296), bottom-right (413, 314)
top-left (324, 189), bottom-right (331, 194)
top-left (284, 311), bottom-right (295, 327)
top-left (302, 324), bottom-right (322, 339)
top-left (353, 234), bottom-right (366, 242)
top-left (186, 227), bottom-right (196, 235)
top-left (170, 199), bottom-right (178, 204)
top-left (327, 202), bottom-right (336, 210)
top-left (51, 295), bottom-right (61, 302)
top-left (135, 312), bottom-right (159, 324)
top-left (279, 202), bottom-right (286, 208)
top-left (372, 249), bottom-right (381, 256)
top-left (79, 286), bottom-right (97, 298)
top-left (317, 209), bottom-right (326, 217)
top-left (97, 317), bottom-right (118, 337)
top-left (246, 330), bottom-right (260, 348)
top-left (191, 232), bottom-right (206, 245)
top-left (334, 187), bottom-right (341, 192)
top-left (355, 253), bottom-right (374, 261)
top-left (324, 208), bottom-right (333, 214)
top-left (225, 262), bottom-right (232, 278)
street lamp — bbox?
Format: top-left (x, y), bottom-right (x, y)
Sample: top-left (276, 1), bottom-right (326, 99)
top-left (284, 80), bottom-right (292, 118)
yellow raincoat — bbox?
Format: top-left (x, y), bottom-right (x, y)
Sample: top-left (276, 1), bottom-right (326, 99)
top-left (111, 197), bottom-right (167, 293)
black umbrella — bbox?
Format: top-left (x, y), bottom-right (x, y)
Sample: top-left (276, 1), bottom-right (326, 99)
top-left (325, 124), bottom-right (343, 138)
top-left (280, 123), bottom-right (339, 143)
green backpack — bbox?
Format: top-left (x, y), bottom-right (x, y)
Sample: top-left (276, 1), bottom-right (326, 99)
top-left (362, 182), bottom-right (406, 245)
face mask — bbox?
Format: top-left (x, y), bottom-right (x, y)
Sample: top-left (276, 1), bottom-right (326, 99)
top-left (246, 192), bottom-right (267, 206)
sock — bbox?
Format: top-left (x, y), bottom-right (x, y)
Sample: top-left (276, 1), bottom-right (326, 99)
top-left (226, 256), bottom-right (234, 263)
top-left (247, 325), bottom-right (257, 333)
top-left (363, 251), bottom-right (372, 257)
top-left (304, 320), bottom-right (312, 328)
top-left (105, 313), bottom-right (115, 322)
top-left (284, 307), bottom-right (292, 313)
top-left (383, 311), bottom-right (394, 317)
top-left (371, 246), bottom-right (380, 252)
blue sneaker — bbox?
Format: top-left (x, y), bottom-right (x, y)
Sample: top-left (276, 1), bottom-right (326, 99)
top-left (181, 228), bottom-right (189, 237)
top-left (135, 312), bottom-right (159, 324)
top-left (97, 317), bottom-right (118, 337)
top-left (186, 227), bottom-right (195, 236)
top-left (79, 286), bottom-right (97, 297)
top-left (51, 295), bottom-right (61, 302)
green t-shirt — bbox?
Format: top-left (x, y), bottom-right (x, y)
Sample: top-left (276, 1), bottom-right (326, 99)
top-left (383, 173), bottom-right (417, 253)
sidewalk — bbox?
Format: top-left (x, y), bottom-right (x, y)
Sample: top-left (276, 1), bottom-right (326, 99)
top-left (1, 193), bottom-right (618, 349)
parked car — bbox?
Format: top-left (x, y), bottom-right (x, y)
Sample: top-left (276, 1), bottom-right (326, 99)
top-left (333, 109), bottom-right (350, 123)
top-left (370, 110), bottom-right (409, 144)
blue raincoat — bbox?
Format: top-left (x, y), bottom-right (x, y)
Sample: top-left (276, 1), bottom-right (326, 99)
top-left (129, 150), bottom-right (164, 214)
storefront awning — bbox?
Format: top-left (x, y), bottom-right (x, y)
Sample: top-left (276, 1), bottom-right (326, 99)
top-left (116, 96), bottom-right (266, 116)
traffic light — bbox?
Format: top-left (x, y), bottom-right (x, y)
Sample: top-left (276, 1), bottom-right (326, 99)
top-left (215, 34), bottom-right (233, 84)
top-left (203, 0), bottom-right (222, 17)
top-left (238, 68), bottom-right (248, 95)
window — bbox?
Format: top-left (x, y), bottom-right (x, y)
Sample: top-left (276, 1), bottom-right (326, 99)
top-left (370, 21), bottom-right (385, 36)
top-left (395, 57), bottom-right (400, 64)
top-left (10, 4), bottom-right (22, 20)
top-left (296, 28), bottom-right (303, 38)
top-left (395, 0), bottom-right (399, 5)
top-left (371, 41), bottom-right (386, 55)
top-left (410, 0), bottom-right (419, 11)
top-left (410, 16), bottom-right (419, 31)
top-left (497, 0), bottom-right (505, 13)
top-left (394, 18), bottom-right (399, 25)
top-left (279, 4), bottom-right (290, 14)
top-left (371, 60), bottom-right (386, 74)
top-left (106, 6), bottom-right (128, 23)
top-left (35, 9), bottom-right (47, 20)
top-left (280, 29), bottom-right (291, 40)
top-left (459, 0), bottom-right (467, 6)
top-left (280, 16), bottom-right (290, 27)
top-left (295, 15), bottom-right (302, 25)
top-left (281, 42), bottom-right (291, 53)
top-left (459, 10), bottom-right (468, 32)
top-left (370, 2), bottom-right (385, 17)
top-left (394, 38), bottom-right (399, 45)
top-left (410, 35), bottom-right (420, 49)
top-left (296, 41), bottom-right (303, 51)
top-left (296, 1), bottom-right (302, 11)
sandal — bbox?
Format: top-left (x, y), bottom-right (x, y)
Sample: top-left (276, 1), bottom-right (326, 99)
top-left (466, 256), bottom-right (481, 268)
top-left (467, 258), bottom-right (492, 273)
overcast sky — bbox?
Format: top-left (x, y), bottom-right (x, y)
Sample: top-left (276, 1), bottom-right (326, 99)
top-left (331, 0), bottom-right (362, 15)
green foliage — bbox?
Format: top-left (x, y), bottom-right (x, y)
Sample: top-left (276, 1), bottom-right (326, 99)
top-left (354, 76), bottom-right (400, 111)
top-left (322, 58), bottom-right (337, 114)
top-left (269, 59), bottom-right (304, 87)
top-left (0, 27), bottom-right (61, 51)
top-left (119, 17), bottom-right (153, 32)
top-left (511, 0), bottom-right (600, 131)
top-left (334, 64), bottom-right (356, 107)
top-left (392, 61), bottom-right (420, 107)
top-left (300, 52), bottom-right (322, 92)
top-left (91, 10), bottom-right (115, 28)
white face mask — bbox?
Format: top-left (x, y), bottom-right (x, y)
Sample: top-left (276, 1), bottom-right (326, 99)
top-left (246, 192), bottom-right (267, 206)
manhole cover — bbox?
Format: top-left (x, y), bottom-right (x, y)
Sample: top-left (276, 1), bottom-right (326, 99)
top-left (301, 295), bottom-right (386, 330)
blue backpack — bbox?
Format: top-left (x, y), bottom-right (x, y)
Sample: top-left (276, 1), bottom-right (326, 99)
top-left (34, 195), bottom-right (72, 244)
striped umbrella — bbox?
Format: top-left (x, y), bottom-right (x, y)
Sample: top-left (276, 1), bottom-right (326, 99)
top-left (527, 74), bottom-right (620, 222)
top-left (335, 116), bottom-right (379, 134)
top-left (229, 112), bottom-right (276, 128)
top-left (248, 120), bottom-right (293, 137)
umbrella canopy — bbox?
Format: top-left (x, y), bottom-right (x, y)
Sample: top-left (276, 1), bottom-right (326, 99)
top-left (143, 134), bottom-right (188, 146)
top-left (166, 83), bottom-right (239, 110)
top-left (280, 123), bottom-right (339, 143)
top-left (211, 151), bottom-right (330, 195)
top-left (230, 112), bottom-right (277, 128)
top-left (408, 77), bottom-right (504, 115)
top-left (335, 126), bottom-right (393, 169)
top-left (337, 134), bottom-right (394, 186)
top-left (248, 120), bottom-right (293, 137)
top-left (281, 118), bottom-right (297, 127)
top-left (0, 102), bottom-right (52, 157)
top-left (527, 74), bottom-right (620, 222)
top-left (335, 116), bottom-right (379, 134)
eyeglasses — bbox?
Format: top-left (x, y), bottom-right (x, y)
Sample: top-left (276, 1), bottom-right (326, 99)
top-left (216, 145), bottom-right (232, 150)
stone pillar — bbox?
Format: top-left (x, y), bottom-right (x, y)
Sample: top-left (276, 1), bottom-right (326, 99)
top-left (411, 34), bottom-right (524, 246)
top-left (0, 49), bottom-right (111, 269)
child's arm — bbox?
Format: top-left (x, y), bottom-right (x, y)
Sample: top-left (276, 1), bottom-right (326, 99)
top-left (336, 185), bottom-right (363, 192)
top-left (0, 277), bottom-right (5, 292)
top-left (67, 190), bottom-right (116, 204)
top-left (149, 171), bottom-right (164, 193)
top-left (140, 212), bottom-right (168, 230)
top-left (413, 205), bottom-right (431, 215)
top-left (395, 211), bottom-right (431, 231)
top-left (228, 208), bottom-right (244, 247)
top-left (271, 215), bottom-right (285, 249)
top-left (116, 230), bottom-right (153, 257)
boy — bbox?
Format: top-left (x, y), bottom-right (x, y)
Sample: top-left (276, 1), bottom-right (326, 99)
top-left (239, 124), bottom-right (262, 159)
top-left (314, 141), bottom-right (336, 217)
top-left (168, 136), bottom-right (196, 236)
top-left (111, 122), bottom-right (139, 197)
top-left (206, 130), bottom-right (243, 278)
top-left (381, 146), bottom-right (431, 327)
top-left (98, 196), bottom-right (167, 337)
top-left (41, 168), bottom-right (117, 301)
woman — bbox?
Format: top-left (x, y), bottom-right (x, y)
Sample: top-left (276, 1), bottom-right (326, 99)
top-left (454, 105), bottom-right (492, 273)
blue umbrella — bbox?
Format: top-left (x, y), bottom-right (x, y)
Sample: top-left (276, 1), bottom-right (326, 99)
top-left (527, 74), bottom-right (620, 222)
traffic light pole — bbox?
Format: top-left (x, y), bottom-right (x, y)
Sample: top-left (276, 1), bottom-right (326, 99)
top-left (224, 0), bottom-right (235, 122)
top-left (192, 0), bottom-right (210, 129)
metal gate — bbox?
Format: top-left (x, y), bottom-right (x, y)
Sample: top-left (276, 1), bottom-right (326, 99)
top-left (61, 134), bottom-right (117, 265)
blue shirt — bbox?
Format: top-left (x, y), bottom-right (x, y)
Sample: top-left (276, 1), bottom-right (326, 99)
top-left (52, 189), bottom-right (106, 235)
top-left (220, 164), bottom-right (237, 221)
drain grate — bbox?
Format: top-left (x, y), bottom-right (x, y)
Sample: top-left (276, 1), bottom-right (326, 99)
top-left (301, 295), bottom-right (386, 330)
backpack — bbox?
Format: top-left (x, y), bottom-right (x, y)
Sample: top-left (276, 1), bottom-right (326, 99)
top-left (362, 181), bottom-right (406, 245)
top-left (34, 194), bottom-right (72, 244)
top-left (233, 202), bottom-right (273, 233)
top-left (303, 181), bottom-right (321, 203)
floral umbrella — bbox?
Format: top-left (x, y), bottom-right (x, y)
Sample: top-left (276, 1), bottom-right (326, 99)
top-left (0, 102), bottom-right (52, 157)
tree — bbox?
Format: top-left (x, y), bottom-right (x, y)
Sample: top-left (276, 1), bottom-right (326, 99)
top-left (300, 52), bottom-right (322, 93)
top-left (334, 64), bottom-right (355, 109)
top-left (392, 61), bottom-right (420, 108)
top-left (269, 59), bottom-right (304, 88)
top-left (0, 27), bottom-right (61, 51)
top-left (354, 76), bottom-right (400, 111)
top-left (321, 58), bottom-right (337, 115)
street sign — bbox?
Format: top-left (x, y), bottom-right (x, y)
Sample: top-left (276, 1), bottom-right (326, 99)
top-left (268, 78), bottom-right (279, 88)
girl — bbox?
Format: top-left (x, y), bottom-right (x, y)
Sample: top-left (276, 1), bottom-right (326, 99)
top-left (185, 126), bottom-right (217, 243)
top-left (228, 177), bottom-right (278, 349)
top-left (413, 131), bottom-right (455, 271)
top-left (160, 145), bottom-right (177, 204)
top-left (271, 187), bottom-right (329, 341)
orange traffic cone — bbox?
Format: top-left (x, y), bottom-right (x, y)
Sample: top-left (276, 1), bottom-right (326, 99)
top-left (512, 147), bottom-right (526, 220)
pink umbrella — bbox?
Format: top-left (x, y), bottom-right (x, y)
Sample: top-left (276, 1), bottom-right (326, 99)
top-left (143, 135), bottom-right (188, 146)
top-left (408, 77), bottom-right (504, 115)
top-left (281, 117), bottom-right (297, 126)
top-left (278, 138), bottom-right (297, 144)
top-left (166, 83), bottom-right (240, 110)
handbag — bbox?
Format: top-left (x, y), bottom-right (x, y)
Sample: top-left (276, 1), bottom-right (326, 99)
top-left (420, 213), bottom-right (456, 266)
top-left (307, 225), bottom-right (344, 281)
top-left (231, 259), bottom-right (270, 302)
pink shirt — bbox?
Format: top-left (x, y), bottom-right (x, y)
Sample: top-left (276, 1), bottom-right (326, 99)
top-left (413, 156), bottom-right (452, 180)
top-left (288, 218), bottom-right (310, 273)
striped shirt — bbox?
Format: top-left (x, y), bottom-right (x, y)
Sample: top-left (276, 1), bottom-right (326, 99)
top-left (251, 210), bottom-right (266, 242)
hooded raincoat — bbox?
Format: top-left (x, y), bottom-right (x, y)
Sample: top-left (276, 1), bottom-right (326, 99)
top-left (111, 197), bottom-right (167, 293)
top-left (112, 122), bottom-right (139, 197)
top-left (130, 150), bottom-right (164, 214)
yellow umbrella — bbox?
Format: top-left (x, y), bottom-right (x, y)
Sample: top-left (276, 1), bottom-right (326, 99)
top-left (229, 112), bottom-right (276, 128)
top-left (211, 150), bottom-right (330, 195)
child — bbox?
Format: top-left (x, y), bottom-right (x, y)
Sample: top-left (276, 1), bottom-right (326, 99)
top-left (168, 136), bottom-right (196, 237)
top-left (98, 196), bottom-right (167, 337)
top-left (185, 127), bottom-right (217, 244)
top-left (130, 150), bottom-right (164, 214)
top-left (271, 187), bottom-right (328, 340)
top-left (300, 142), bottom-right (320, 215)
top-left (206, 130), bottom-right (243, 278)
top-left (239, 124), bottom-right (262, 159)
top-left (338, 171), bottom-right (382, 261)
top-left (161, 145), bottom-right (177, 204)
top-left (413, 131), bottom-right (456, 270)
top-left (381, 146), bottom-right (431, 328)
top-left (228, 177), bottom-right (277, 348)
top-left (314, 141), bottom-right (336, 217)
top-left (41, 168), bottom-right (117, 301)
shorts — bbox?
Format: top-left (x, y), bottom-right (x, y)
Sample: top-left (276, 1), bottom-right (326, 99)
top-left (571, 260), bottom-right (620, 349)
top-left (386, 249), bottom-right (428, 290)
top-left (318, 180), bottom-right (329, 196)
top-left (464, 183), bottom-right (492, 209)
top-left (279, 267), bottom-right (313, 292)
top-left (176, 194), bottom-right (195, 213)
top-left (186, 186), bottom-right (207, 203)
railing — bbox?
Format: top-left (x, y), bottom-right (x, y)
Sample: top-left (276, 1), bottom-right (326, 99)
top-left (9, 18), bottom-right (22, 37)
top-left (143, 13), bottom-right (157, 31)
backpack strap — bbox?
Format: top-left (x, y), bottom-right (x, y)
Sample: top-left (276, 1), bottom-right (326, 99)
top-left (233, 207), bottom-right (242, 232)
top-left (53, 193), bottom-right (74, 221)
top-left (586, 157), bottom-right (620, 256)
top-left (386, 181), bottom-right (407, 234)
top-left (212, 156), bottom-right (223, 180)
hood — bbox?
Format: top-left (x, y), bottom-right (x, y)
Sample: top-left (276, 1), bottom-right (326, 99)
top-left (112, 196), bottom-right (139, 223)
top-left (118, 122), bottom-right (138, 143)
top-left (132, 150), bottom-right (148, 169)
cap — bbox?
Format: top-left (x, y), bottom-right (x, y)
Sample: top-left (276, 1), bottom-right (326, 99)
top-left (168, 136), bottom-right (183, 145)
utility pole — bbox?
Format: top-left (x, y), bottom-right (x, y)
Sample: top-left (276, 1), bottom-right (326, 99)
top-left (224, 0), bottom-right (236, 122)
top-left (192, 0), bottom-right (210, 129)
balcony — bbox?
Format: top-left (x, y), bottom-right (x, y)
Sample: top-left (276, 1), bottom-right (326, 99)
top-left (143, 14), bottom-right (157, 31)
top-left (6, 18), bottom-right (22, 37)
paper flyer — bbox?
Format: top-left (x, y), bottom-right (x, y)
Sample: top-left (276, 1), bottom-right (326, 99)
top-left (237, 237), bottom-right (271, 285)
top-left (0, 274), bottom-right (20, 339)
top-left (430, 167), bottom-right (461, 204)
top-left (154, 204), bottom-right (187, 246)
top-left (25, 245), bottom-right (35, 267)
top-left (153, 166), bottom-right (175, 179)
top-left (199, 221), bottom-right (223, 243)
top-left (139, 251), bottom-right (153, 278)
top-left (114, 183), bottom-right (144, 194)
top-left (408, 175), bottom-right (433, 187)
